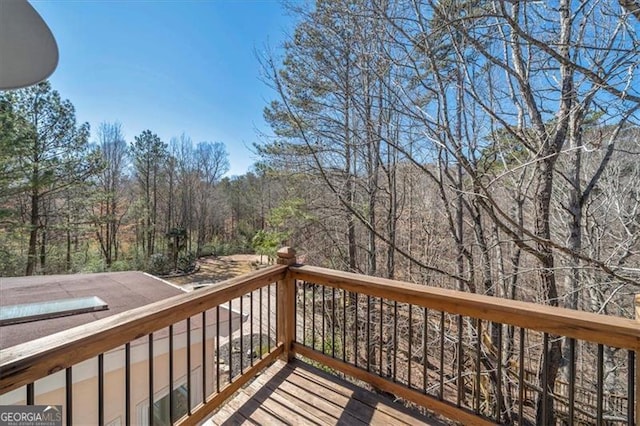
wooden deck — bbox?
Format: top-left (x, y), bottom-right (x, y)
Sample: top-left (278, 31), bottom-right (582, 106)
top-left (205, 359), bottom-right (444, 426)
top-left (3, 256), bottom-right (635, 426)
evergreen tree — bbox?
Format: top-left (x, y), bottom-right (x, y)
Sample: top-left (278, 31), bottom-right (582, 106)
top-left (130, 130), bottom-right (167, 258)
top-left (1, 81), bottom-right (99, 275)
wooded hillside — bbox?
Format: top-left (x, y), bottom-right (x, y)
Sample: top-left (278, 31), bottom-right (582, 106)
top-left (1, 1), bottom-right (638, 323)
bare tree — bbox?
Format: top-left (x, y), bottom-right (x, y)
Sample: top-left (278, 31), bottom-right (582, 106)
top-left (262, 0), bottom-right (639, 423)
top-left (195, 141), bottom-right (229, 254)
top-left (93, 122), bottom-right (129, 268)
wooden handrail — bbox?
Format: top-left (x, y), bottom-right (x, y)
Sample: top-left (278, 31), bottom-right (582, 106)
top-left (290, 265), bottom-right (640, 351)
top-left (0, 264), bottom-right (287, 394)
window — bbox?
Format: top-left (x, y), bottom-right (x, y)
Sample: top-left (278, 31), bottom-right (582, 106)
top-left (105, 417), bottom-right (122, 426)
top-left (152, 385), bottom-right (189, 425)
top-left (135, 368), bottom-right (201, 424)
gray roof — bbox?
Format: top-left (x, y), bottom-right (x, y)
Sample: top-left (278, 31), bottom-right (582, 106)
top-left (0, 271), bottom-right (185, 349)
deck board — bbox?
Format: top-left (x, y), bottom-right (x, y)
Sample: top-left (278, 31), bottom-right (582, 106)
top-left (206, 360), bottom-right (445, 426)
top-left (246, 375), bottom-right (357, 425)
top-left (255, 374), bottom-right (367, 425)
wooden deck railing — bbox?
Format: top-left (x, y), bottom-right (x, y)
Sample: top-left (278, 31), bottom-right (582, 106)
top-left (0, 259), bottom-right (290, 426)
top-left (1, 247), bottom-right (639, 426)
top-left (290, 264), bottom-right (640, 425)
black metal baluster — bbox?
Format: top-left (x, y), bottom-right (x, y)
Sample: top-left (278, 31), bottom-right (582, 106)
top-left (26, 383), bottom-right (34, 405)
top-left (125, 343), bottom-right (130, 426)
top-left (518, 327), bottom-right (524, 423)
top-left (148, 334), bottom-right (154, 426)
top-left (596, 344), bottom-right (604, 426)
top-left (408, 304), bottom-right (413, 388)
top-left (380, 298), bottom-right (384, 376)
top-left (355, 293), bottom-right (359, 367)
top-left (228, 301), bottom-right (233, 383)
top-left (332, 287), bottom-right (336, 358)
top-left (202, 311), bottom-right (206, 402)
top-left (240, 295), bottom-right (243, 375)
top-left (216, 306), bottom-right (220, 393)
top-left (187, 317), bottom-right (192, 416)
top-left (66, 367), bottom-right (73, 426)
top-left (99, 353), bottom-right (104, 426)
top-left (496, 323), bottom-right (503, 422)
top-left (259, 288), bottom-right (263, 358)
top-left (423, 307), bottom-right (428, 393)
top-left (124, 343), bottom-right (131, 426)
top-left (475, 320), bottom-right (482, 414)
top-left (456, 315), bottom-right (463, 407)
top-left (628, 350), bottom-right (635, 425)
top-left (439, 311), bottom-right (445, 399)
top-left (367, 296), bottom-right (372, 373)
top-left (568, 338), bottom-right (575, 425)
top-left (322, 285), bottom-right (326, 355)
top-left (312, 284), bottom-right (316, 351)
top-left (302, 283), bottom-right (306, 347)
top-left (542, 333), bottom-right (549, 424)
top-left (250, 292), bottom-right (254, 367)
top-left (267, 285), bottom-right (271, 353)
top-left (343, 289), bottom-right (347, 362)
top-left (169, 325), bottom-right (174, 423)
top-left (393, 301), bottom-right (398, 382)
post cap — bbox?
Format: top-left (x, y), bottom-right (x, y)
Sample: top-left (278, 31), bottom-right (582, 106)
top-left (276, 247), bottom-right (297, 265)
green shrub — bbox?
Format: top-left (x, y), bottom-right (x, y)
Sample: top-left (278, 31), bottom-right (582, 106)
top-left (204, 236), bottom-right (253, 257)
top-left (177, 251), bottom-right (196, 273)
top-left (109, 260), bottom-right (133, 272)
top-left (198, 244), bottom-right (217, 257)
top-left (148, 253), bottom-right (172, 275)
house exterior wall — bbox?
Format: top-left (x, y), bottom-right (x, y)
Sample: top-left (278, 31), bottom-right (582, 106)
top-left (0, 308), bottom-right (244, 425)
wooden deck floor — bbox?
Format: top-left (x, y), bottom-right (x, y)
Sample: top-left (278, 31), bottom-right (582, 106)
top-left (205, 359), bottom-right (445, 426)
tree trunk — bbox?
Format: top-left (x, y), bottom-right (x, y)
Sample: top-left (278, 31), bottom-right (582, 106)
top-left (66, 227), bottom-right (72, 271)
top-left (534, 159), bottom-right (563, 425)
top-left (344, 61), bottom-right (357, 273)
top-left (25, 188), bottom-right (39, 275)
top-left (39, 225), bottom-right (46, 272)
top-left (151, 166), bottom-right (158, 255)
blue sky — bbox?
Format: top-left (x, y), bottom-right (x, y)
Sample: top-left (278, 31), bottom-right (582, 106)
top-left (31, 0), bottom-right (294, 176)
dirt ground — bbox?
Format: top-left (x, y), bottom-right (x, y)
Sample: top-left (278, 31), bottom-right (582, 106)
top-left (166, 254), bottom-right (270, 289)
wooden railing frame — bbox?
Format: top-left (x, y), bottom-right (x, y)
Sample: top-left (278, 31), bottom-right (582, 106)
top-left (289, 264), bottom-right (640, 425)
top-left (289, 265), bottom-right (640, 351)
top-left (0, 264), bottom-right (287, 395)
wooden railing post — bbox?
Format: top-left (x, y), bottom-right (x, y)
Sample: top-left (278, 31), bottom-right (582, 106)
top-left (277, 247), bottom-right (297, 362)
top-left (636, 294), bottom-right (639, 425)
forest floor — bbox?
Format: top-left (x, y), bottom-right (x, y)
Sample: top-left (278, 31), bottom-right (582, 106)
top-left (166, 254), bottom-right (270, 290)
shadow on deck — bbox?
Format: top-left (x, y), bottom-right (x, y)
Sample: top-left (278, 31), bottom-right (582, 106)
top-left (206, 359), bottom-right (445, 426)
